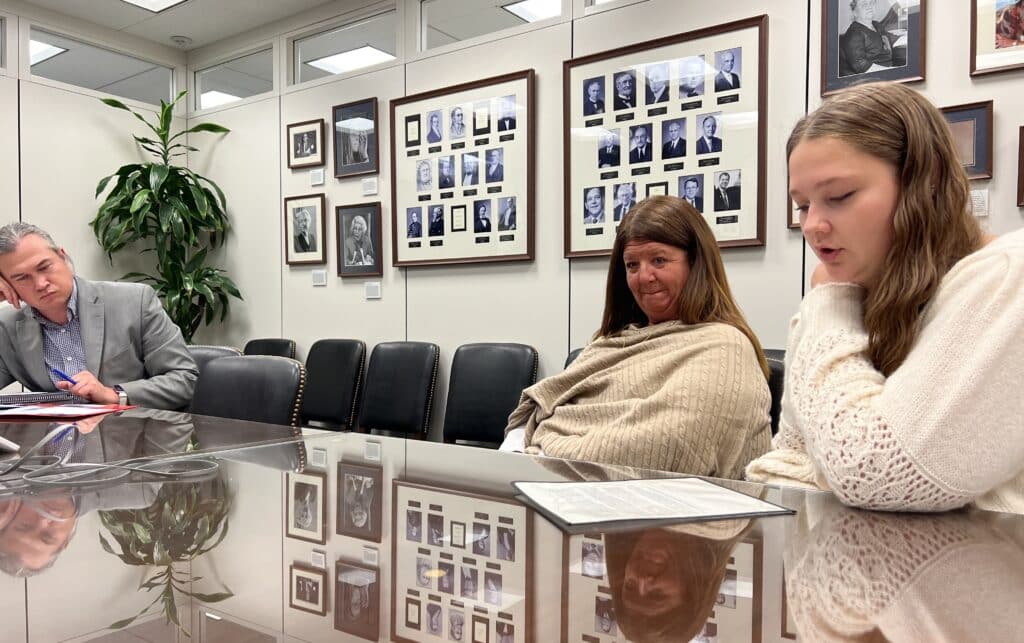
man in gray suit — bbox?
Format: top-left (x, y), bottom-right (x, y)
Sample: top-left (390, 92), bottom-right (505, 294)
top-left (0, 222), bottom-right (197, 410)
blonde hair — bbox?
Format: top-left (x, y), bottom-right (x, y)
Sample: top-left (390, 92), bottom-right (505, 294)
top-left (599, 195), bottom-right (768, 378)
top-left (787, 82), bottom-right (984, 375)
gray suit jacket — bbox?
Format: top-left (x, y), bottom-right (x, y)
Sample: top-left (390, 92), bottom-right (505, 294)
top-left (0, 277), bottom-right (197, 410)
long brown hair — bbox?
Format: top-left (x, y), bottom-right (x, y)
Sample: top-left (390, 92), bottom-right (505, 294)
top-left (787, 82), bottom-right (984, 375)
top-left (598, 195), bottom-right (768, 378)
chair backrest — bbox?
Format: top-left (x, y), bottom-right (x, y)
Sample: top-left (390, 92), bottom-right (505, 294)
top-left (243, 338), bottom-right (297, 359)
top-left (443, 343), bottom-right (538, 446)
top-left (190, 356), bottom-right (305, 427)
top-left (564, 347), bottom-right (584, 369)
top-left (301, 339), bottom-right (366, 430)
top-left (358, 341), bottom-right (439, 439)
top-left (764, 349), bottom-right (785, 435)
top-left (187, 345), bottom-right (242, 377)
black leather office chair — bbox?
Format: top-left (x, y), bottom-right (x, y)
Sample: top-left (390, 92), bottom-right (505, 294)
top-left (187, 345), bottom-right (243, 377)
top-left (764, 349), bottom-right (785, 435)
top-left (442, 343), bottom-right (538, 447)
top-left (190, 356), bottom-right (305, 428)
top-left (243, 338), bottom-right (297, 359)
top-left (357, 342), bottom-right (439, 439)
top-left (301, 339), bottom-right (366, 431)
top-left (564, 347), bottom-right (584, 369)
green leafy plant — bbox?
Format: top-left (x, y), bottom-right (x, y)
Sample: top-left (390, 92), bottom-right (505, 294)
top-left (92, 89), bottom-right (241, 343)
top-left (99, 475), bottom-right (232, 637)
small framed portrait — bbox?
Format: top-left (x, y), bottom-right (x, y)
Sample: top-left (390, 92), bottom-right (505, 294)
top-left (496, 526), bottom-right (516, 562)
top-left (461, 151), bottom-right (480, 186)
top-left (437, 561), bottom-right (455, 594)
top-left (678, 54), bottom-right (706, 98)
top-left (583, 186), bottom-right (606, 225)
top-left (460, 566), bottom-right (478, 600)
top-left (286, 471), bottom-right (327, 544)
top-left (336, 462), bottom-right (383, 542)
top-left (497, 94), bottom-right (517, 131)
top-left (427, 204), bottom-right (446, 236)
top-left (438, 155), bottom-right (456, 190)
top-left (333, 97), bottom-right (379, 179)
top-left (581, 541), bottom-right (605, 579)
top-left (484, 571), bottom-right (502, 606)
top-left (484, 147), bottom-right (505, 183)
top-left (646, 181), bottom-right (669, 197)
top-left (696, 112), bottom-right (723, 155)
top-left (594, 596), bottom-right (617, 636)
top-left (406, 509), bottom-right (422, 541)
top-left (473, 100), bottom-right (491, 136)
top-left (472, 199), bottom-right (492, 233)
top-left (678, 173), bottom-right (705, 213)
top-left (336, 202), bottom-right (383, 278)
top-left (611, 69), bottom-right (637, 111)
top-left (660, 118), bottom-right (687, 159)
top-left (426, 109), bottom-right (444, 144)
top-left (611, 182), bottom-right (636, 222)
top-left (283, 193), bottom-right (327, 266)
top-left (472, 614), bottom-right (490, 643)
top-left (643, 62), bottom-right (670, 104)
top-left (416, 556), bottom-right (432, 589)
top-left (416, 158), bottom-right (433, 192)
top-left (426, 602), bottom-right (444, 636)
top-left (427, 513), bottom-right (444, 546)
top-left (1018, 126), bottom-right (1024, 207)
top-left (822, 0), bottom-right (927, 95)
top-left (972, 0), bottom-right (1024, 76)
top-left (940, 100), bottom-right (994, 180)
top-left (627, 123), bottom-right (653, 164)
top-left (335, 560), bottom-right (380, 640)
top-left (496, 621), bottom-right (514, 643)
top-left (287, 118), bottom-right (325, 169)
top-left (713, 47), bottom-right (742, 92)
top-left (406, 207), bottom-right (423, 239)
top-left (451, 204), bottom-right (467, 233)
top-left (582, 75), bottom-right (606, 116)
top-left (450, 520), bottom-right (467, 548)
top-left (449, 610), bottom-right (466, 642)
top-left (713, 169), bottom-right (743, 211)
top-left (404, 114), bottom-right (421, 147)
top-left (472, 522), bottom-right (491, 557)
top-left (496, 196), bottom-right (517, 231)
top-left (597, 128), bottom-right (621, 168)
top-left (449, 105), bottom-right (468, 140)
top-left (290, 563), bottom-right (328, 616)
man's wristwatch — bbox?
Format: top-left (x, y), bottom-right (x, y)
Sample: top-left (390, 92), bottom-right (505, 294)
top-left (113, 385), bottom-right (128, 405)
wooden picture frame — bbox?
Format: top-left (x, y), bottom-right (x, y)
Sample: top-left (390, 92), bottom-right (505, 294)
top-left (1018, 126), bottom-right (1024, 208)
top-left (286, 471), bottom-right (327, 544)
top-left (391, 480), bottom-right (533, 643)
top-left (940, 100), bottom-right (994, 181)
top-left (971, 0), bottom-right (1024, 76)
top-left (821, 0), bottom-right (926, 96)
top-left (390, 69), bottom-right (535, 267)
top-left (336, 462), bottom-right (383, 542)
top-left (334, 559), bottom-right (380, 640)
top-left (336, 202), bottom-right (383, 278)
top-left (284, 193), bottom-right (327, 266)
top-left (563, 16), bottom-right (768, 257)
top-left (289, 563), bottom-right (328, 616)
top-left (287, 118), bottom-right (326, 169)
top-left (333, 97), bottom-right (380, 179)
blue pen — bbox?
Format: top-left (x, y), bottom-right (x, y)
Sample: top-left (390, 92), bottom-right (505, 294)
top-left (51, 367), bottom-right (78, 385)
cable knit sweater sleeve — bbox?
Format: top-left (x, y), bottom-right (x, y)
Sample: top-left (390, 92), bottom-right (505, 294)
top-left (771, 231), bottom-right (1024, 512)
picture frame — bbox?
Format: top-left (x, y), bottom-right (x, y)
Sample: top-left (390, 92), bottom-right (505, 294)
top-left (971, 0), bottom-right (1024, 76)
top-left (390, 69), bottom-right (535, 267)
top-left (333, 97), bottom-right (380, 179)
top-left (821, 0), bottom-right (926, 95)
top-left (940, 100), bottom-right (994, 181)
top-left (336, 462), bottom-right (383, 542)
top-left (284, 194), bottom-right (327, 266)
top-left (334, 559), bottom-right (380, 641)
top-left (289, 563), bottom-right (328, 616)
top-left (788, 197), bottom-right (801, 229)
top-left (286, 471), bottom-right (327, 544)
top-left (336, 202), bottom-right (383, 278)
top-left (287, 118), bottom-right (326, 169)
top-left (1018, 126), bottom-right (1024, 207)
top-left (563, 16), bottom-right (767, 257)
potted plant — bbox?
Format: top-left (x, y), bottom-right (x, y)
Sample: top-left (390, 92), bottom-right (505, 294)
top-left (92, 89), bottom-right (241, 343)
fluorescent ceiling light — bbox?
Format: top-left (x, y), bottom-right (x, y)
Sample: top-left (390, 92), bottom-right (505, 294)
top-left (30, 40), bottom-right (66, 65)
top-left (593, 0), bottom-right (617, 4)
top-left (200, 90), bottom-right (241, 108)
top-left (337, 117), bottom-right (375, 132)
top-left (306, 45), bottom-right (395, 75)
top-left (502, 0), bottom-right (561, 22)
top-left (119, 0), bottom-right (189, 11)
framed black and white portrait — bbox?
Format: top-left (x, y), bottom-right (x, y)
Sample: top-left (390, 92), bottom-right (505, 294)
top-left (582, 75), bottom-right (606, 116)
top-left (335, 559), bottom-right (380, 641)
top-left (564, 16), bottom-right (767, 256)
top-left (406, 509), bottom-right (422, 542)
top-left (336, 202), bottom-right (383, 278)
top-left (712, 169), bottom-right (743, 212)
top-left (286, 471), bottom-right (327, 544)
top-left (290, 563), bottom-right (328, 616)
top-left (287, 119), bottom-right (326, 169)
top-left (406, 206), bottom-right (423, 240)
top-left (336, 462), bottom-right (383, 542)
top-left (427, 513), bottom-right (444, 546)
top-left (426, 602), bottom-right (444, 636)
top-left (460, 566), bottom-right (478, 601)
top-left (496, 526), bottom-right (516, 561)
top-left (822, 0), bottom-right (926, 95)
top-left (678, 173), bottom-right (705, 213)
top-left (284, 193), bottom-right (326, 266)
top-left (972, 0), bottom-right (1024, 76)
top-left (438, 561), bottom-right (455, 594)
top-left (472, 522), bottom-right (491, 557)
top-left (941, 100), bottom-right (994, 180)
top-left (390, 69), bottom-right (535, 267)
top-left (416, 556), bottom-right (432, 589)
top-left (333, 97), bottom-right (379, 179)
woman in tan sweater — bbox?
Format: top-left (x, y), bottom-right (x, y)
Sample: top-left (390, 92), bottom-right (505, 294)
top-left (503, 196), bottom-right (771, 478)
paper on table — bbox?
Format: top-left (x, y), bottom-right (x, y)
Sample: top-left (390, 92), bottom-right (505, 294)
top-left (513, 477), bottom-right (791, 526)
top-left (0, 404), bottom-right (132, 419)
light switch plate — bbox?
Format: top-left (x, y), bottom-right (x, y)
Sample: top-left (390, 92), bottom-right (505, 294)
top-left (310, 168), bottom-right (325, 186)
top-left (365, 441), bottom-right (381, 461)
top-left (312, 269), bottom-right (327, 286)
top-left (365, 281), bottom-right (382, 299)
top-left (362, 177), bottom-right (378, 195)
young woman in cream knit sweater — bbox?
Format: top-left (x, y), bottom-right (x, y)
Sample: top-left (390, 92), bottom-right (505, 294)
top-left (746, 82), bottom-right (1024, 513)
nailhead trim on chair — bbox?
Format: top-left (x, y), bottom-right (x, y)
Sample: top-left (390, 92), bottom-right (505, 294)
top-left (420, 348), bottom-right (440, 439)
top-left (345, 345), bottom-right (366, 432)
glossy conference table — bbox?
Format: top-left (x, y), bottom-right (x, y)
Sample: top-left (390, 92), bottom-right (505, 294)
top-left (1, 410), bottom-right (1022, 642)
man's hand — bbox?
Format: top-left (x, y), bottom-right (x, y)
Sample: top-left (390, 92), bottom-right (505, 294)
top-left (56, 370), bottom-right (118, 404)
top-left (0, 276), bottom-right (20, 309)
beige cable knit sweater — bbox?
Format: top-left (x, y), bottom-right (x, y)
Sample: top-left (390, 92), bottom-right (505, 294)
top-left (746, 227), bottom-right (1024, 513)
top-left (505, 321), bottom-right (770, 478)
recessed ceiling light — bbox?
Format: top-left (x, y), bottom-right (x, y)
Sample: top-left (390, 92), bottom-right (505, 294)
top-left (200, 90), bottom-right (241, 108)
top-left (306, 45), bottom-right (395, 75)
top-left (120, 0), bottom-right (189, 12)
top-left (29, 40), bottom-right (66, 65)
top-left (502, 0), bottom-right (561, 22)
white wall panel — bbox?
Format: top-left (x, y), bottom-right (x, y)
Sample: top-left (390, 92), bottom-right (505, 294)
top-left (0, 76), bottom-right (17, 222)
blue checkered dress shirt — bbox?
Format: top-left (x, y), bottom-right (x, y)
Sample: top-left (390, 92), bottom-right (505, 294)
top-left (30, 282), bottom-right (87, 387)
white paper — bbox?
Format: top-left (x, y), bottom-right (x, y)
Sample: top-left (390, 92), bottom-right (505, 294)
top-left (514, 477), bottom-right (786, 525)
